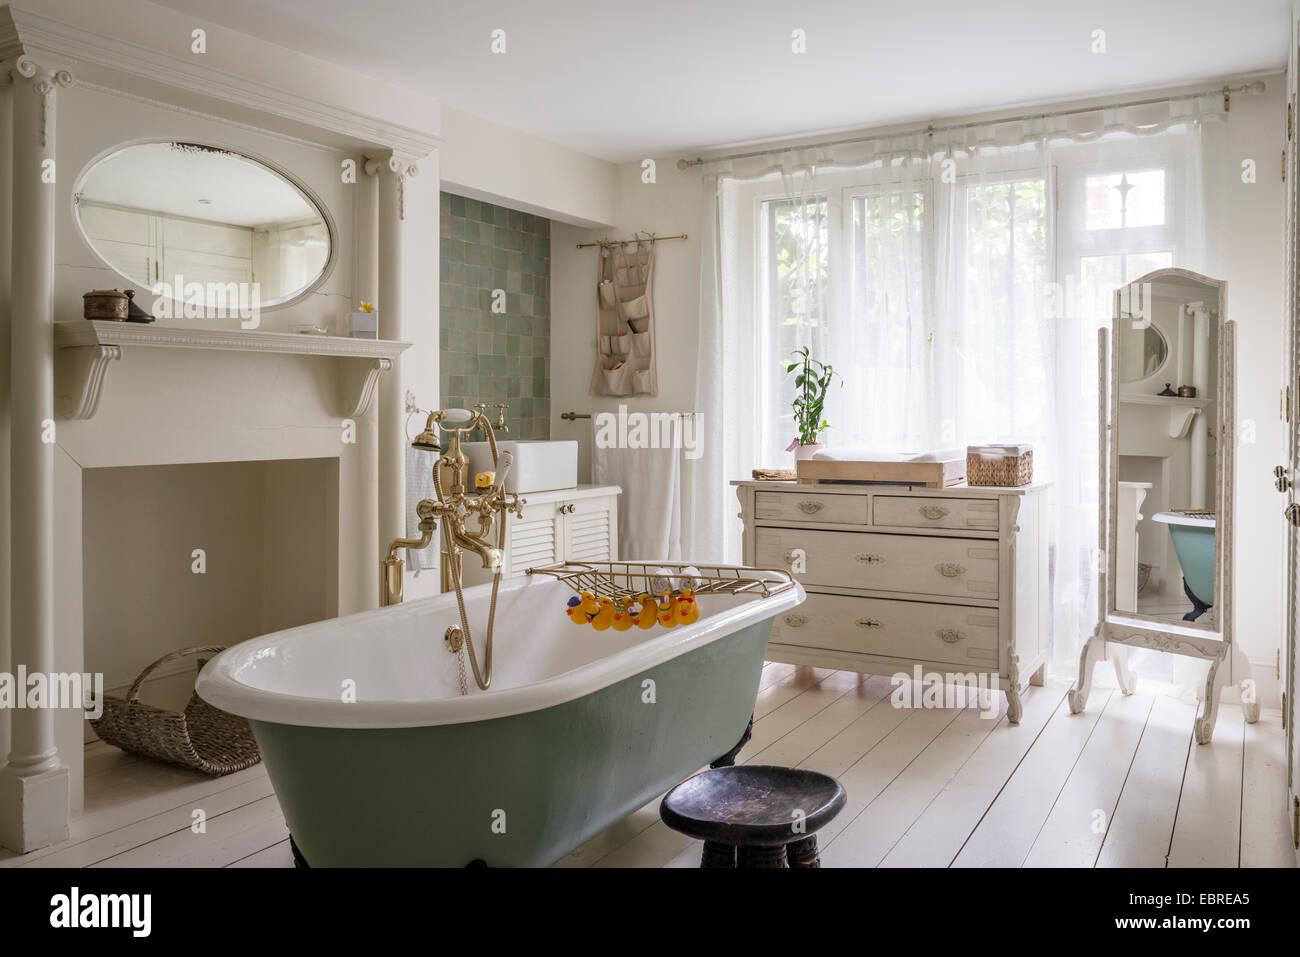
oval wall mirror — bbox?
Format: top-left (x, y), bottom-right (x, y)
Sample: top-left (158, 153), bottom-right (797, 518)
top-left (74, 141), bottom-right (333, 311)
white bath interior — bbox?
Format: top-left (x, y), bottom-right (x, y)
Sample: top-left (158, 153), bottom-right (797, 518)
top-left (198, 580), bottom-right (793, 727)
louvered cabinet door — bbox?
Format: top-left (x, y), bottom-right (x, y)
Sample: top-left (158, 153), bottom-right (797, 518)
top-left (560, 496), bottom-right (618, 563)
top-left (507, 500), bottom-right (561, 577)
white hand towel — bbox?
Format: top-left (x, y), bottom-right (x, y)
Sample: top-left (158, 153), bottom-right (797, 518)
top-left (406, 445), bottom-right (438, 571)
top-left (592, 420), bottom-right (682, 562)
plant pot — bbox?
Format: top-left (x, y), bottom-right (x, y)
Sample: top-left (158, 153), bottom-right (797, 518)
top-left (795, 442), bottom-right (823, 461)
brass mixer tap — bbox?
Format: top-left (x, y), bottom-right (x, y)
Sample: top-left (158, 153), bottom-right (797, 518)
top-left (380, 406), bottom-right (525, 692)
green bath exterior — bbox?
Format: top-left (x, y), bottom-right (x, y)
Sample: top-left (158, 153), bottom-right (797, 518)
top-left (250, 619), bottom-right (773, 867)
top-left (1167, 523), bottom-right (1215, 607)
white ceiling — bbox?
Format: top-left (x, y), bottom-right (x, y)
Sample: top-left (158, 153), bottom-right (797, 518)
top-left (149, 0), bottom-right (1291, 163)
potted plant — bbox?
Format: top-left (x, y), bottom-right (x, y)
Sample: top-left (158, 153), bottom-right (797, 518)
top-left (783, 346), bottom-right (841, 460)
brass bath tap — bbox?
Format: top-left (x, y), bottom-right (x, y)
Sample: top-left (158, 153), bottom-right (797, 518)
top-left (381, 407), bottom-right (523, 607)
top-left (380, 407), bottom-right (523, 692)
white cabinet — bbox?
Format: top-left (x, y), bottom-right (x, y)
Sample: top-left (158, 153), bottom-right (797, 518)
top-left (461, 484), bottom-right (620, 586)
top-left (734, 480), bottom-right (1049, 723)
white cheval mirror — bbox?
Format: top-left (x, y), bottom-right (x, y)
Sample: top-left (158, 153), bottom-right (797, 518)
top-left (1069, 267), bottom-right (1259, 744)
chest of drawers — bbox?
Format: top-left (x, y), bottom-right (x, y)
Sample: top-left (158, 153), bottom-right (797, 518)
top-left (733, 481), bottom-right (1049, 722)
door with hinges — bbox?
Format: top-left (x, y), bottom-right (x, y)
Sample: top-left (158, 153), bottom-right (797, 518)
top-left (1284, 4), bottom-right (1300, 866)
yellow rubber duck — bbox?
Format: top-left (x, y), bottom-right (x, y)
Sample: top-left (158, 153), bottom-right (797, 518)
top-left (610, 600), bottom-right (635, 631)
top-left (565, 595), bottom-right (588, 625)
top-left (474, 471), bottom-right (495, 489)
top-left (657, 592), bottom-right (678, 628)
top-left (577, 590), bottom-right (600, 618)
top-left (675, 588), bottom-right (701, 625)
top-left (590, 596), bottom-right (616, 631)
top-left (633, 593), bottom-right (658, 630)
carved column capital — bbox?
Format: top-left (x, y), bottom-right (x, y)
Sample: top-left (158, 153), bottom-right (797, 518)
top-left (363, 149), bottom-right (420, 179)
top-left (9, 54), bottom-right (75, 88)
top-left (6, 55), bottom-right (75, 148)
top-left (364, 149), bottom-right (419, 221)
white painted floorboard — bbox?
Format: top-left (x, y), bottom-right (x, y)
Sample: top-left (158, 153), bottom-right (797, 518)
top-left (0, 665), bottom-right (1289, 869)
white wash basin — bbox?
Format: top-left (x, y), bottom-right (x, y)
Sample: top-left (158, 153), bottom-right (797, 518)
top-left (464, 439), bottom-right (578, 493)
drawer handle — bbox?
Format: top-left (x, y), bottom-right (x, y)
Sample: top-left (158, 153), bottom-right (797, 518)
top-left (783, 550), bottom-right (802, 565)
top-left (855, 553), bottom-right (885, 565)
top-left (855, 618), bottom-right (883, 630)
top-left (784, 614), bottom-right (808, 628)
top-left (918, 505), bottom-right (949, 520)
top-left (797, 500), bottom-right (825, 515)
top-left (935, 562), bottom-right (966, 578)
top-left (936, 628), bottom-right (965, 644)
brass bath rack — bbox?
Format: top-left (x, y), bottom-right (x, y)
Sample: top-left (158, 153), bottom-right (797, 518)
top-left (575, 233), bottom-right (687, 250)
top-left (527, 560), bottom-right (795, 600)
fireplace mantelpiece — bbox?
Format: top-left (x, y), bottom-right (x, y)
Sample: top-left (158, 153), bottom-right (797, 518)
top-left (1, 0), bottom-right (440, 855)
top-left (55, 321), bottom-right (409, 421)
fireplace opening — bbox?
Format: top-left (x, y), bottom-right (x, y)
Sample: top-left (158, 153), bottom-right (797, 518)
top-left (82, 457), bottom-right (339, 745)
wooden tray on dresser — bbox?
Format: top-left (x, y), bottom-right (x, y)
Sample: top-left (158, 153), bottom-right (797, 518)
top-left (795, 456), bottom-right (966, 488)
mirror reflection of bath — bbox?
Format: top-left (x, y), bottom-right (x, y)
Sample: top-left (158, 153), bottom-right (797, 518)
top-left (1113, 271), bottom-right (1220, 626)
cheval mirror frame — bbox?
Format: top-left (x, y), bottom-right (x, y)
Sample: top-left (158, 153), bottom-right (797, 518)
top-left (1069, 267), bottom-right (1260, 744)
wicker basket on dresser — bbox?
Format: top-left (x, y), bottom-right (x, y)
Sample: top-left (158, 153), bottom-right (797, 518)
top-left (732, 480), bottom-right (1050, 722)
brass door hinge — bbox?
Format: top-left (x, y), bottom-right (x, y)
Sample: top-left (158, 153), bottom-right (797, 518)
top-left (1294, 796), bottom-right (1299, 851)
top-left (1288, 503), bottom-right (1300, 527)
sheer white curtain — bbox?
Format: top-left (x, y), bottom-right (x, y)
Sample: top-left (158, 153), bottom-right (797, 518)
top-left (686, 96), bottom-right (1223, 673)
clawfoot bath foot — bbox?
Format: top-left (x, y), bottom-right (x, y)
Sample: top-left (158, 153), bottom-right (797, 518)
top-left (711, 715), bottom-right (754, 769)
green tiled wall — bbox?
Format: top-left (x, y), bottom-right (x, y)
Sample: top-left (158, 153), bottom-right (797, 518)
top-left (440, 192), bottom-right (550, 440)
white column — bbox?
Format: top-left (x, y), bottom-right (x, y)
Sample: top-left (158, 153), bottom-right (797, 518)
top-left (0, 57), bottom-right (13, 769)
top-left (1189, 302), bottom-right (1210, 509)
top-left (0, 55), bottom-right (73, 853)
top-left (351, 162), bottom-right (380, 611)
top-left (366, 151), bottom-right (416, 597)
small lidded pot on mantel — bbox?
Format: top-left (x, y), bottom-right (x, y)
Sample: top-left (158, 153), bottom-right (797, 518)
top-left (83, 289), bottom-right (129, 321)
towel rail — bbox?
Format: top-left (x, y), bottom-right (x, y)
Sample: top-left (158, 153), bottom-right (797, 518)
top-left (561, 410), bottom-right (697, 421)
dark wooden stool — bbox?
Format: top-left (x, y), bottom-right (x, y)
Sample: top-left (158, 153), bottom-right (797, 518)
top-left (660, 765), bottom-right (847, 868)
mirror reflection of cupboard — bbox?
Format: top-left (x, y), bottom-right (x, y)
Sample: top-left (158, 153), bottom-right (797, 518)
top-left (1070, 268), bottom-right (1258, 745)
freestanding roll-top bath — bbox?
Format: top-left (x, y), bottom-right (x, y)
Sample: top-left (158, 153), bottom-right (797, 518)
top-left (197, 568), bottom-right (803, 867)
top-left (1152, 510), bottom-right (1215, 619)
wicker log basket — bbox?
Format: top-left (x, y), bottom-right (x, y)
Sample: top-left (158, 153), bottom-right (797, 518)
top-left (88, 645), bottom-right (261, 776)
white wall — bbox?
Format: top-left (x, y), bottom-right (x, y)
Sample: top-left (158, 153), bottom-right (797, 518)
top-left (440, 105), bottom-right (617, 229)
top-left (551, 78), bottom-right (1288, 701)
top-left (1204, 79), bottom-right (1287, 700)
top-left (551, 159), bottom-right (706, 480)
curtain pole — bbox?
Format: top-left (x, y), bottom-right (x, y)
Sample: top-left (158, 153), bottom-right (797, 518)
top-left (678, 80), bottom-right (1266, 170)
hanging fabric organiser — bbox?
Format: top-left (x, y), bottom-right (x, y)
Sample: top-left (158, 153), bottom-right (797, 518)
top-left (589, 238), bottom-right (657, 396)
